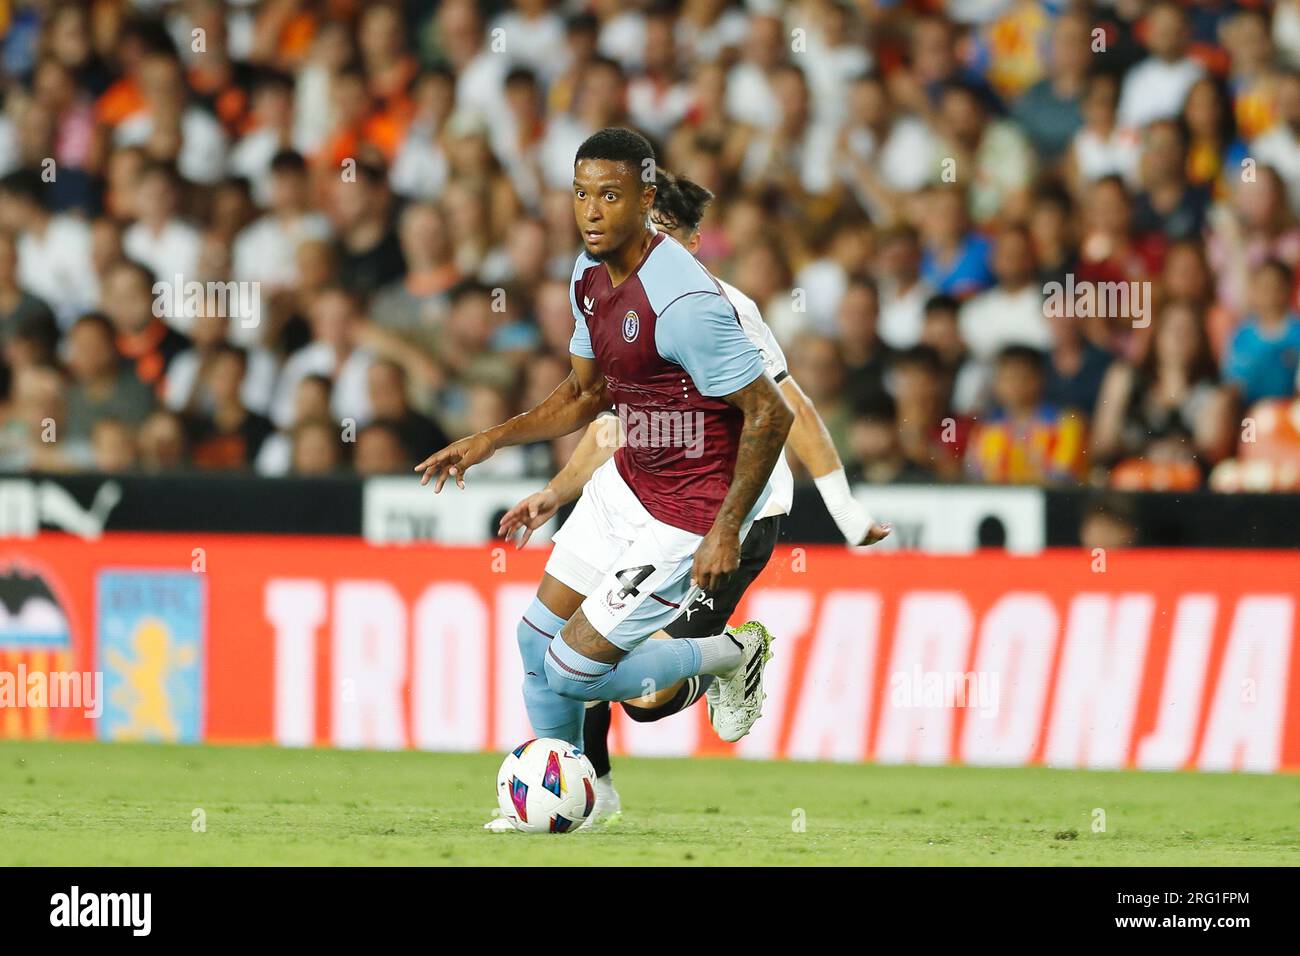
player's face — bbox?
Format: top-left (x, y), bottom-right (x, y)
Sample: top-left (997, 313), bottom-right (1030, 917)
top-left (573, 159), bottom-right (653, 262)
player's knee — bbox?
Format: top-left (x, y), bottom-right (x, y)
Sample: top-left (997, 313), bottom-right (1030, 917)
top-left (517, 598), bottom-right (564, 675)
top-left (516, 617), bottom-right (549, 673)
top-left (543, 644), bottom-right (601, 702)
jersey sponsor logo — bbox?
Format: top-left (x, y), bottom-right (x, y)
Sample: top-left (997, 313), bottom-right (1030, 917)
top-left (622, 310), bottom-right (640, 343)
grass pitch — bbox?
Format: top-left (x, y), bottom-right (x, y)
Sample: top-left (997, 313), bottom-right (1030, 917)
top-left (0, 740), bottom-right (1295, 866)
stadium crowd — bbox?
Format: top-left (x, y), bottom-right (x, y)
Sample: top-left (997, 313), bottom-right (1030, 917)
top-left (2, 0), bottom-right (1300, 491)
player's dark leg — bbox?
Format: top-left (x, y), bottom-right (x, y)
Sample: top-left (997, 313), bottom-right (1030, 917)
top-left (517, 574), bottom-right (587, 746)
top-left (581, 701), bottom-right (612, 776)
top-left (621, 675), bottom-right (709, 722)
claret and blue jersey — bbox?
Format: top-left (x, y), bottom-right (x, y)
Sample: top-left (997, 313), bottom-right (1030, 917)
top-left (569, 230), bottom-right (771, 535)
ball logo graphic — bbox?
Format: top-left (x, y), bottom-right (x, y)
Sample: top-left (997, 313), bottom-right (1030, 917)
top-left (623, 310), bottom-right (640, 343)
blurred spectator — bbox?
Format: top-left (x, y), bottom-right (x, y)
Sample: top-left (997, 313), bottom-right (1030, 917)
top-left (122, 162), bottom-right (201, 296)
top-left (891, 344), bottom-right (970, 482)
top-left (1044, 308), bottom-right (1112, 419)
top-left (165, 311), bottom-right (278, 418)
top-left (1223, 260), bottom-right (1300, 406)
top-left (0, 230), bottom-right (58, 348)
top-left (329, 161), bottom-right (405, 297)
top-left (918, 185), bottom-right (994, 299)
top-left (875, 224), bottom-right (933, 350)
top-left (1132, 119), bottom-right (1209, 242)
top-left (290, 417), bottom-right (344, 476)
top-left (1079, 492), bottom-right (1140, 550)
top-left (232, 150), bottom-right (331, 294)
top-left (1092, 302), bottom-right (1232, 468)
top-left (64, 312), bottom-right (155, 445)
top-left (1012, 8), bottom-right (1089, 162)
top-left (967, 345), bottom-right (1087, 485)
top-left (836, 278), bottom-right (893, 410)
top-left (187, 345), bottom-right (274, 470)
top-left (847, 393), bottom-right (935, 485)
top-left (1028, 184), bottom-right (1079, 290)
top-left (258, 374), bottom-right (332, 477)
top-left (366, 359), bottom-right (450, 463)
top-left (788, 333), bottom-right (853, 468)
top-left (838, 73), bottom-right (935, 224)
top-left (958, 225), bottom-right (1051, 359)
top-left (91, 418), bottom-right (137, 473)
top-left (137, 408), bottom-right (188, 472)
top-left (1117, 2), bottom-right (1205, 132)
top-left (354, 420), bottom-right (412, 476)
top-left (270, 286), bottom-right (372, 429)
top-left (100, 259), bottom-right (189, 392)
top-left (933, 79), bottom-right (1036, 224)
top-left (1067, 72), bottom-right (1141, 192)
top-left (0, 169), bottom-right (97, 326)
top-left (1252, 70), bottom-right (1300, 217)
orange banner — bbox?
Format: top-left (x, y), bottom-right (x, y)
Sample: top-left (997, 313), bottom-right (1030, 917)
top-left (0, 534), bottom-right (1296, 772)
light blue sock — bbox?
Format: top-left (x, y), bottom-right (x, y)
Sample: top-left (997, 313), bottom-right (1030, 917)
top-left (545, 634), bottom-right (703, 703)
top-left (517, 598), bottom-right (585, 748)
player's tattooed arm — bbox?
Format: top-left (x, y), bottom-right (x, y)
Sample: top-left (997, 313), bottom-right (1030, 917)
top-left (693, 374), bottom-right (793, 591)
top-left (417, 356), bottom-right (607, 491)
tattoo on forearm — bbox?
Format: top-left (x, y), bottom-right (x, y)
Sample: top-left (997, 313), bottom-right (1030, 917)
top-left (717, 382), bottom-right (792, 528)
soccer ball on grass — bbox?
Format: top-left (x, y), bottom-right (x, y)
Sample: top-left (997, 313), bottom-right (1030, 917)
top-left (495, 738), bottom-right (597, 833)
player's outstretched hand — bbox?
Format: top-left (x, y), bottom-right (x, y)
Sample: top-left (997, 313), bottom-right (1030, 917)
top-left (692, 524), bottom-right (740, 593)
top-left (859, 521), bottom-right (892, 546)
top-left (415, 433), bottom-right (495, 492)
top-left (499, 488), bottom-right (561, 548)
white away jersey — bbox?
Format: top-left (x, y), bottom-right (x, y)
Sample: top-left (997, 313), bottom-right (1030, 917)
top-left (718, 279), bottom-right (794, 520)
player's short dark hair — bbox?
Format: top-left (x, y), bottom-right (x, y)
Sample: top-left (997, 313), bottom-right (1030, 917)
top-left (574, 127), bottom-right (655, 175)
top-left (652, 170), bottom-right (715, 233)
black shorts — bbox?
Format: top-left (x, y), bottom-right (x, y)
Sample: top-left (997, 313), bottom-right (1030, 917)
top-left (663, 515), bottom-right (781, 638)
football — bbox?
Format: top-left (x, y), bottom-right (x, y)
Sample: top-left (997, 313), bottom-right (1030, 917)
top-left (495, 738), bottom-right (598, 833)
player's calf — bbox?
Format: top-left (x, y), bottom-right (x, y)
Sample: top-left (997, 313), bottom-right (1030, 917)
top-left (543, 609), bottom-right (743, 703)
top-left (517, 597), bottom-right (586, 746)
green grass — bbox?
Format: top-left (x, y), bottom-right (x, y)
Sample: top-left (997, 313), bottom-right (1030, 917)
top-left (0, 740), bottom-right (1295, 866)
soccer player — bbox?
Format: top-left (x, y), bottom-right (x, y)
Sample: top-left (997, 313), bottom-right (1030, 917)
top-left (416, 128), bottom-right (793, 787)
top-left (495, 172), bottom-right (891, 824)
